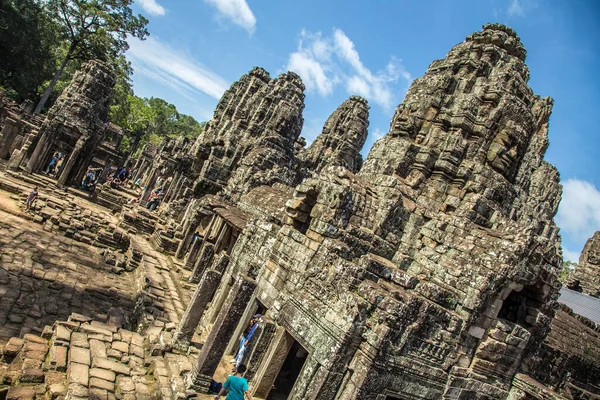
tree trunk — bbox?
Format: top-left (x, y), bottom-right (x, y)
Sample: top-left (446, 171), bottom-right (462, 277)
top-left (34, 47), bottom-right (73, 114)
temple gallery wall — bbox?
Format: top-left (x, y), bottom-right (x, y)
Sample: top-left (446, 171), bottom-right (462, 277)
top-left (0, 23), bottom-right (599, 400)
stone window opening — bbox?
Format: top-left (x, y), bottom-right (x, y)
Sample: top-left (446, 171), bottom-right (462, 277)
top-left (497, 283), bottom-right (546, 329)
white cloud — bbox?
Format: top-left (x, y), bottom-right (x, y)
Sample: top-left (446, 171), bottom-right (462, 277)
top-left (556, 179), bottom-right (600, 262)
top-left (562, 248), bottom-right (581, 263)
top-left (286, 29), bottom-right (412, 111)
top-left (371, 128), bottom-right (387, 141)
top-left (508, 0), bottom-right (525, 17)
top-left (204, 0), bottom-right (257, 34)
top-left (137, 0), bottom-right (166, 16)
top-left (127, 37), bottom-right (230, 100)
top-left (288, 52), bottom-right (334, 96)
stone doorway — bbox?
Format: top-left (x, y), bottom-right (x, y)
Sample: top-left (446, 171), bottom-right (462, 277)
top-left (226, 299), bottom-right (268, 357)
top-left (266, 339), bottom-right (308, 400)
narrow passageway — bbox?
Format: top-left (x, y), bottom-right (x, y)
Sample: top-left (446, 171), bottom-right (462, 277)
top-left (267, 340), bottom-right (308, 400)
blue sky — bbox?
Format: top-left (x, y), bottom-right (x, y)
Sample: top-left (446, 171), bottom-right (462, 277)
top-left (127, 0), bottom-right (600, 263)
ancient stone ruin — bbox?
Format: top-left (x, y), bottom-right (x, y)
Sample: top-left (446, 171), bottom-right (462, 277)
top-left (0, 24), bottom-right (599, 400)
top-left (568, 231), bottom-right (600, 298)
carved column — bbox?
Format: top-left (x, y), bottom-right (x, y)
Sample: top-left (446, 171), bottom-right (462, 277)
top-left (165, 171), bottom-right (183, 203)
top-left (0, 116), bottom-right (22, 159)
top-left (186, 277), bottom-right (257, 393)
top-left (243, 318), bottom-right (277, 381)
top-left (212, 253), bottom-right (231, 274)
top-left (183, 238), bottom-right (203, 270)
top-left (57, 138), bottom-right (84, 185)
top-left (208, 216), bottom-right (225, 241)
top-left (251, 327), bottom-right (295, 398)
top-left (176, 212), bottom-right (206, 259)
top-left (132, 156), bottom-right (144, 180)
top-left (214, 224), bottom-right (232, 254)
top-left (190, 242), bottom-right (215, 283)
top-left (140, 167), bottom-right (159, 201)
top-left (26, 132), bottom-right (51, 172)
top-left (8, 129), bottom-right (37, 171)
top-left (172, 175), bottom-right (187, 202)
top-left (173, 269), bottom-right (223, 346)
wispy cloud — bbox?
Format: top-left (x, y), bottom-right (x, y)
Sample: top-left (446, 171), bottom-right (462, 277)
top-left (562, 248), bottom-right (581, 263)
top-left (508, 0), bottom-right (526, 17)
top-left (137, 0), bottom-right (166, 16)
top-left (556, 179), bottom-right (600, 262)
top-left (288, 51), bottom-right (335, 97)
top-left (204, 0), bottom-right (257, 34)
top-left (286, 29), bottom-right (411, 111)
top-left (371, 128), bottom-right (387, 141)
top-left (127, 36), bottom-right (230, 100)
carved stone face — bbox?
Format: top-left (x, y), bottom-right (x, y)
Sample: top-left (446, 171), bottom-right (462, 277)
top-left (588, 250), bottom-right (600, 265)
top-left (486, 121), bottom-right (526, 177)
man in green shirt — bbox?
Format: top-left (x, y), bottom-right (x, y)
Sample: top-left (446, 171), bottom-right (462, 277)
top-left (214, 364), bottom-right (253, 400)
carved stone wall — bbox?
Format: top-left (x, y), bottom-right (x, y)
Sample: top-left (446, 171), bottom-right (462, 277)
top-left (184, 67), bottom-right (305, 202)
top-left (177, 24), bottom-right (576, 400)
top-left (568, 231), bottom-right (600, 297)
top-left (26, 60), bottom-right (116, 185)
top-left (298, 95), bottom-right (369, 174)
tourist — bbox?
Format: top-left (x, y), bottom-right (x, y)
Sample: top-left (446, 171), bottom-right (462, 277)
top-left (25, 187), bottom-right (38, 211)
top-left (146, 189), bottom-right (163, 211)
top-left (114, 166), bottom-right (125, 178)
top-left (81, 168), bottom-right (96, 191)
top-left (53, 153), bottom-right (64, 177)
top-left (214, 364), bottom-right (253, 400)
top-left (117, 167), bottom-right (129, 183)
top-left (231, 314), bottom-right (261, 369)
top-left (45, 152), bottom-right (59, 174)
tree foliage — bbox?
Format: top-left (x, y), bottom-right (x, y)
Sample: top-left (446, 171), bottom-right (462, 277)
top-left (34, 0), bottom-right (149, 113)
top-left (109, 96), bottom-right (205, 154)
top-left (559, 260), bottom-right (578, 283)
top-left (0, 0), bottom-right (206, 156)
top-left (0, 0), bottom-right (60, 101)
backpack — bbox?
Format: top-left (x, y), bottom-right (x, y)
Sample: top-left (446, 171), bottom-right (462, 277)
top-left (209, 379), bottom-right (223, 394)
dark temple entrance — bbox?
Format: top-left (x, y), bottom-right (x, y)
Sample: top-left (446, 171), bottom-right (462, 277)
top-left (266, 340), bottom-right (308, 400)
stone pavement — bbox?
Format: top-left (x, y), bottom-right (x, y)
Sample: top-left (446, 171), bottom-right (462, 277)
top-left (0, 208), bottom-right (137, 344)
top-left (0, 167), bottom-right (206, 399)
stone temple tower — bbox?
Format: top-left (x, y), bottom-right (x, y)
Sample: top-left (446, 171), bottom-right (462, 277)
top-left (299, 95), bottom-right (370, 174)
top-left (26, 60), bottom-right (116, 186)
top-left (181, 24), bottom-right (566, 400)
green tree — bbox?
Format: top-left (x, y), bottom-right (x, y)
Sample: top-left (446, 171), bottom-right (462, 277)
top-left (121, 95), bottom-right (157, 152)
top-left (145, 97), bottom-right (179, 137)
top-left (107, 56), bottom-right (134, 127)
top-left (559, 260), bottom-right (577, 284)
top-left (34, 0), bottom-right (149, 114)
top-left (175, 114), bottom-right (206, 139)
top-left (0, 0), bottom-right (60, 102)
top-left (110, 95), bottom-right (206, 154)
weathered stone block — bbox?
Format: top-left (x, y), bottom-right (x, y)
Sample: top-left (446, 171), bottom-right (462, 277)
top-left (69, 362), bottom-right (89, 387)
top-left (69, 346), bottom-right (91, 366)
